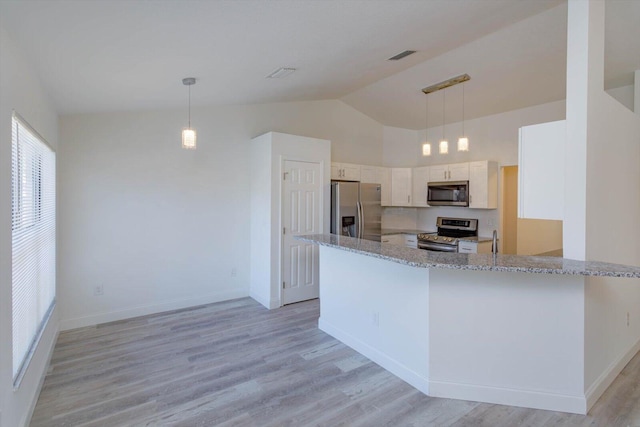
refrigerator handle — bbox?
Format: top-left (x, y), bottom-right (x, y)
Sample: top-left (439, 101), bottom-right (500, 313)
top-left (357, 201), bottom-right (364, 239)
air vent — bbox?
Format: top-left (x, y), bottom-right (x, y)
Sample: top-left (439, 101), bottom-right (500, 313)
top-left (266, 68), bottom-right (297, 79)
top-left (388, 50), bottom-right (416, 61)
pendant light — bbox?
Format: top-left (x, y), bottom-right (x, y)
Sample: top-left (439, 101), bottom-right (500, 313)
top-left (181, 77), bottom-right (196, 150)
top-left (439, 89), bottom-right (448, 154)
top-left (457, 81), bottom-right (469, 152)
top-left (422, 93), bottom-right (431, 156)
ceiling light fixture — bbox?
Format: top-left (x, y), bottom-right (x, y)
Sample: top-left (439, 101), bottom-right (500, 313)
top-left (422, 93), bottom-right (431, 156)
top-left (266, 67), bottom-right (297, 79)
top-left (421, 73), bottom-right (471, 155)
top-left (181, 77), bottom-right (196, 150)
top-left (458, 81), bottom-right (469, 152)
top-left (439, 89), bottom-right (448, 155)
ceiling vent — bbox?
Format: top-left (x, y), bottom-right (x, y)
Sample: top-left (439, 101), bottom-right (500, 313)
top-left (266, 68), bottom-right (297, 79)
top-left (388, 50), bottom-right (416, 61)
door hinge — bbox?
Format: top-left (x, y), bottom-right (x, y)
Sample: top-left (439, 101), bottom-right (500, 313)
top-left (283, 281), bottom-right (285, 289)
top-left (283, 172), bottom-right (288, 180)
top-left (283, 227), bottom-right (286, 235)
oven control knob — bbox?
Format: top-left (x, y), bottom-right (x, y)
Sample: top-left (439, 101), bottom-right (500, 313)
top-left (434, 236), bottom-right (438, 240)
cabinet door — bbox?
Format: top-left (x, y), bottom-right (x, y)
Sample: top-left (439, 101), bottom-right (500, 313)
top-left (449, 162), bottom-right (470, 181)
top-left (404, 234), bottom-right (418, 249)
top-left (429, 165), bottom-right (448, 182)
top-left (412, 166), bottom-right (430, 207)
top-left (458, 241), bottom-right (477, 253)
top-left (381, 234), bottom-right (404, 246)
top-left (391, 168), bottom-right (412, 206)
top-left (341, 163), bottom-right (361, 181)
top-left (518, 120), bottom-right (565, 220)
top-left (331, 163), bottom-right (342, 180)
top-left (360, 166), bottom-right (380, 184)
top-left (380, 168), bottom-right (392, 206)
top-left (469, 161), bottom-right (498, 209)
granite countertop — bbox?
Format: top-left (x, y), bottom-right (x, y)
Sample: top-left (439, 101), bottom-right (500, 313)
top-left (296, 234), bottom-right (640, 278)
top-left (381, 228), bottom-right (434, 236)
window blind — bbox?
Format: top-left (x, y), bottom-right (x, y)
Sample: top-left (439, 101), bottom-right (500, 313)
top-left (11, 112), bottom-right (56, 384)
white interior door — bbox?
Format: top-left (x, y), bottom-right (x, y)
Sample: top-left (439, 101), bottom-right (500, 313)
top-left (282, 160), bottom-right (322, 305)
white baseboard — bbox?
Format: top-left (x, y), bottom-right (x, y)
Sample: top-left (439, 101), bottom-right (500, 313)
top-left (23, 316), bottom-right (59, 427)
top-left (319, 317), bottom-right (430, 395)
top-left (429, 380), bottom-right (587, 415)
top-left (585, 338), bottom-right (640, 411)
top-left (320, 316), bottom-right (589, 415)
top-left (59, 290), bottom-right (247, 330)
top-left (249, 290), bottom-right (281, 310)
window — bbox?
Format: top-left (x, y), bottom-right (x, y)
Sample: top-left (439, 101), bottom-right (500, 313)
top-left (11, 112), bottom-right (56, 385)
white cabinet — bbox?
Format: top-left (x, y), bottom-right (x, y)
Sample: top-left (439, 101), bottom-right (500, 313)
top-left (518, 120), bottom-right (565, 220)
top-left (404, 234), bottom-right (418, 249)
top-left (412, 166), bottom-right (430, 207)
top-left (381, 234), bottom-right (404, 246)
top-left (469, 161), bottom-right (498, 209)
top-left (391, 168), bottom-right (412, 206)
top-left (380, 167), bottom-right (392, 206)
top-left (382, 233), bottom-right (418, 249)
top-left (360, 165), bottom-right (383, 184)
top-left (429, 162), bottom-right (469, 182)
top-left (331, 162), bottom-right (361, 181)
top-left (458, 240), bottom-right (492, 254)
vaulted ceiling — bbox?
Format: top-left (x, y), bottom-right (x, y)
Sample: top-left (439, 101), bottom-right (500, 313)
top-left (0, 0), bottom-right (637, 129)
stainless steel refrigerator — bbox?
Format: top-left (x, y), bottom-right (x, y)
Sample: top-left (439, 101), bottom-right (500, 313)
top-left (330, 181), bottom-right (382, 242)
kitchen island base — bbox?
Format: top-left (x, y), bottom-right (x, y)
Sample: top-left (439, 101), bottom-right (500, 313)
top-left (318, 246), bottom-right (589, 414)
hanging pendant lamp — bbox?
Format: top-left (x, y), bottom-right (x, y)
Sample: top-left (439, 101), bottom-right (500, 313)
top-left (422, 93), bottom-right (431, 156)
top-left (458, 81), bottom-right (469, 152)
top-left (181, 77), bottom-right (196, 150)
top-left (439, 89), bottom-right (448, 154)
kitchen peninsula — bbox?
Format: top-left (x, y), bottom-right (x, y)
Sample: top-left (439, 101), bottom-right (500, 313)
top-left (297, 234), bottom-right (640, 415)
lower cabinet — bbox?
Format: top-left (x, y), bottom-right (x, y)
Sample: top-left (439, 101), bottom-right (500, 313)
top-left (458, 240), bottom-right (492, 254)
top-left (382, 233), bottom-right (418, 249)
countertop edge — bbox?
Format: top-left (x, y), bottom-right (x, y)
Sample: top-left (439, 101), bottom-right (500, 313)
top-left (296, 234), bottom-right (640, 278)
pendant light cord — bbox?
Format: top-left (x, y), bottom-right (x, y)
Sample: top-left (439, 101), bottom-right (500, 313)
top-left (462, 83), bottom-right (465, 136)
top-left (442, 89), bottom-right (445, 140)
top-left (188, 84), bottom-right (191, 128)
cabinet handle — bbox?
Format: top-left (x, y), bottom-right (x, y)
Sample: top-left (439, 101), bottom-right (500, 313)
top-left (448, 171), bottom-right (451, 180)
top-left (407, 195), bottom-right (410, 203)
top-left (444, 171), bottom-right (447, 180)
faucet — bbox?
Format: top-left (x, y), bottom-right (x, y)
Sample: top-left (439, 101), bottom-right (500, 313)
top-left (492, 230), bottom-right (498, 254)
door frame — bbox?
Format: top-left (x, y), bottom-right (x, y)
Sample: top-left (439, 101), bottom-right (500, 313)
top-left (278, 156), bottom-right (326, 306)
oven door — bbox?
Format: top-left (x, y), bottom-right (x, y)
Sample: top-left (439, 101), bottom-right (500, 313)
top-left (418, 241), bottom-right (458, 252)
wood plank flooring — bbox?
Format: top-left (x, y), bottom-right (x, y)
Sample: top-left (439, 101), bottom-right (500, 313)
top-left (31, 298), bottom-right (640, 426)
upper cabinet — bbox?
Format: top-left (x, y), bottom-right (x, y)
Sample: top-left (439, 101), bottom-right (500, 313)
top-left (391, 168), bottom-right (412, 207)
top-left (380, 168), bottom-right (392, 206)
top-left (331, 162), bottom-right (361, 181)
top-left (518, 120), bottom-right (565, 220)
top-left (429, 162), bottom-right (469, 182)
top-left (469, 161), bottom-right (498, 209)
top-left (360, 165), bottom-right (383, 184)
top-left (412, 166), bottom-right (430, 207)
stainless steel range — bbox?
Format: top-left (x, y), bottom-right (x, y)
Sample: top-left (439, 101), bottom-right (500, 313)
top-left (417, 217), bottom-right (478, 252)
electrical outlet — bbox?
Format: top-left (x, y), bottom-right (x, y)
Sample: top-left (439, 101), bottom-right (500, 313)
top-left (93, 284), bottom-right (104, 296)
top-left (231, 268), bottom-right (237, 277)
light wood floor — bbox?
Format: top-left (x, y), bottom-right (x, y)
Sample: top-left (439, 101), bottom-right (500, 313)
top-left (31, 297), bottom-right (640, 426)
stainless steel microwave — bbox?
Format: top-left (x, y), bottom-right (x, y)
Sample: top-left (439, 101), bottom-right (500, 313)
top-left (427, 181), bottom-right (469, 207)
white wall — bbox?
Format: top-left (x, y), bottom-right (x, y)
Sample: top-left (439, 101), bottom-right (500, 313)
top-left (58, 99), bottom-right (382, 329)
top-left (565, 0), bottom-right (640, 409)
top-left (0, 26), bottom-right (60, 427)
top-left (380, 100), bottom-right (566, 236)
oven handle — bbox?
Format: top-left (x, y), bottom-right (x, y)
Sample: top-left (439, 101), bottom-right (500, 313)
top-left (418, 241), bottom-right (458, 252)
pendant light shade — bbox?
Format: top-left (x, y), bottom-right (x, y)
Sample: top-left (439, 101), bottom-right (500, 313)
top-left (181, 77), bottom-right (196, 150)
top-left (457, 81), bottom-right (469, 152)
